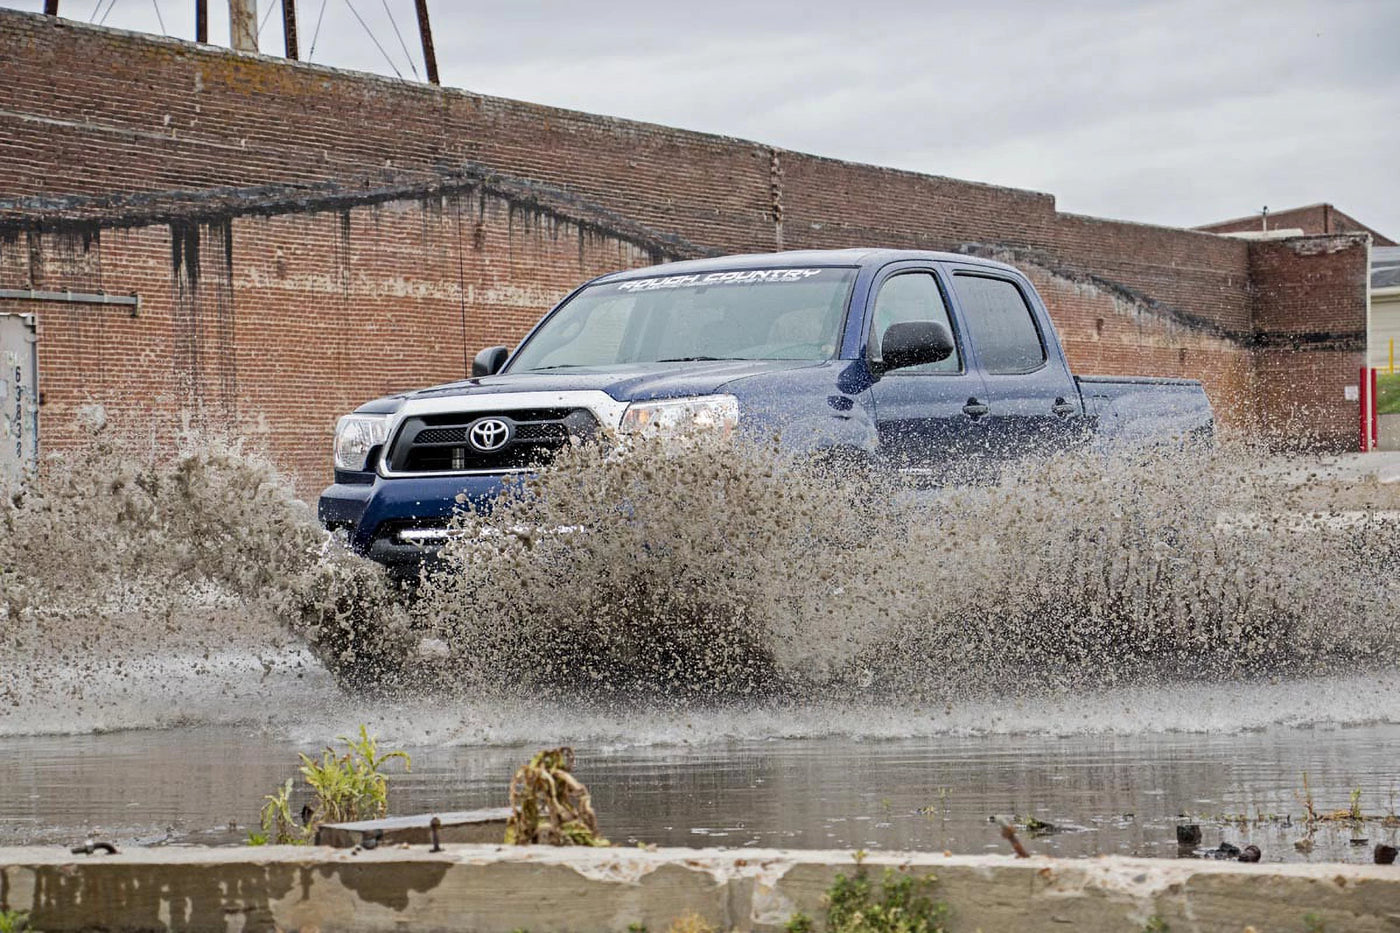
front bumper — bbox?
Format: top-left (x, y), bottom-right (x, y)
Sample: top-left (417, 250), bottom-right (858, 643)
top-left (318, 472), bottom-right (512, 573)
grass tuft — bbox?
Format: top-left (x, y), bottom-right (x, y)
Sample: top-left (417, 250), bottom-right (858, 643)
top-left (790, 858), bottom-right (947, 933)
top-left (251, 724), bottom-right (410, 844)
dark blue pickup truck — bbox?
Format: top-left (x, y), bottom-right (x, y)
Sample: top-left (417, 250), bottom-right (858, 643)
top-left (319, 249), bottom-right (1212, 571)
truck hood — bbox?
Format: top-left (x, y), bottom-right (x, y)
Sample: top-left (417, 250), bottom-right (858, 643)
top-left (400, 359), bottom-right (822, 405)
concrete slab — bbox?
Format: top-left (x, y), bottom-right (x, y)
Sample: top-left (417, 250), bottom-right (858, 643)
top-left (3, 844), bottom-right (1399, 932)
top-left (314, 808), bottom-right (512, 848)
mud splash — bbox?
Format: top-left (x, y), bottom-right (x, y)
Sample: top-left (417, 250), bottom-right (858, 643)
top-left (416, 436), bottom-right (1400, 700)
top-left (0, 414), bottom-right (403, 728)
top-left (3, 418), bottom-right (1399, 735)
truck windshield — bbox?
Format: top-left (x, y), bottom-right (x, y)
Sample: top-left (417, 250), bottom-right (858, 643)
top-left (508, 267), bottom-right (858, 371)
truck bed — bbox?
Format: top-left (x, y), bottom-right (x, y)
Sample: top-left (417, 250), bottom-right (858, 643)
top-left (1076, 375), bottom-right (1214, 445)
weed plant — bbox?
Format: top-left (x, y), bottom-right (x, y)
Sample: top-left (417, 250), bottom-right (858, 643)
top-left (787, 858), bottom-right (947, 933)
top-left (251, 725), bottom-right (409, 844)
top-left (300, 724), bottom-right (410, 825)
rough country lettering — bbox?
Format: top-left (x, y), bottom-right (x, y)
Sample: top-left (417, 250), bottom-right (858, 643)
top-left (615, 269), bottom-right (825, 292)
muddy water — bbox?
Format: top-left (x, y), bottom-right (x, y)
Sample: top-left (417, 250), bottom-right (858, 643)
top-left (2, 641), bottom-right (1398, 864)
top-left (2, 692), bottom-right (1398, 865)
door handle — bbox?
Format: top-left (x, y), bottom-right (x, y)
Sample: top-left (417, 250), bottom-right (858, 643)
top-left (962, 398), bottom-right (989, 418)
top-left (1052, 398), bottom-right (1077, 417)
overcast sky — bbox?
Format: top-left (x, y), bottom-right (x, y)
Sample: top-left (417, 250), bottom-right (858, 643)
top-left (7, 0), bottom-right (1397, 239)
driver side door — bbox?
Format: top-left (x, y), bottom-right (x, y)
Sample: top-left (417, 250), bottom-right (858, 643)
top-left (865, 265), bottom-right (990, 480)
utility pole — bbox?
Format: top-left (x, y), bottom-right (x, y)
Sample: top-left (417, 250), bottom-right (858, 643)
top-left (195, 0), bottom-right (208, 43)
top-left (43, 1), bottom-right (58, 16)
top-left (283, 0), bottom-right (299, 59)
top-left (414, 0), bottom-right (440, 85)
top-left (230, 0), bottom-right (258, 53)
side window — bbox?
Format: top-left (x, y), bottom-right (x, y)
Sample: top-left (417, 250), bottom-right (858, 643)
top-left (870, 272), bottom-right (960, 373)
top-left (952, 275), bottom-right (1046, 375)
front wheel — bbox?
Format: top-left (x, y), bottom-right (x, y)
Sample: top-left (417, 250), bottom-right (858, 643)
top-left (279, 549), bottom-right (419, 694)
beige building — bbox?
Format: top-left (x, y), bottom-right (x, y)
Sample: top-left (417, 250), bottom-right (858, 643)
top-left (1367, 248), bottom-right (1400, 449)
top-left (1369, 247), bottom-right (1400, 372)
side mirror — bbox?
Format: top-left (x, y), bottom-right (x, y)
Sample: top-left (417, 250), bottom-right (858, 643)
top-left (880, 321), bottom-right (955, 372)
top-left (472, 346), bottom-right (510, 377)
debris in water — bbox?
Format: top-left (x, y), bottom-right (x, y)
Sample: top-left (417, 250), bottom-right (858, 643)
top-left (1203, 842), bottom-right (1241, 859)
top-left (505, 747), bottom-right (608, 846)
top-left (996, 817), bottom-right (1030, 858)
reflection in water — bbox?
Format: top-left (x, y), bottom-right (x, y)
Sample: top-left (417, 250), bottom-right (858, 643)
top-left (2, 720), bottom-right (1397, 864)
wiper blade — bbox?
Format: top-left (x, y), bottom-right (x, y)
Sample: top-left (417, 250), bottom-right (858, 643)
top-left (655, 356), bottom-right (744, 362)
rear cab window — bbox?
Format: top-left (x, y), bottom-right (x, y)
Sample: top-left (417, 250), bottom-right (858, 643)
top-left (951, 274), bottom-right (1046, 374)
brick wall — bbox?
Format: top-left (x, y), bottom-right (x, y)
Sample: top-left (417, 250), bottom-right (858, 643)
top-left (1199, 205), bottom-right (1396, 247)
top-left (0, 192), bottom-right (663, 491)
top-left (0, 10), bottom-right (1253, 315)
top-left (1023, 265), bottom-right (1255, 433)
top-left (1249, 234), bottom-right (1370, 449)
top-left (0, 10), bottom-right (1375, 485)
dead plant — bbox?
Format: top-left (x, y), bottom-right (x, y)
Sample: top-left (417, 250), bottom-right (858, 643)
top-left (504, 746), bottom-right (608, 846)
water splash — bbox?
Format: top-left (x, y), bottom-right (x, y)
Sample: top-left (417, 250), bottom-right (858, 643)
top-left (0, 414), bottom-right (398, 731)
top-left (415, 436), bottom-right (1400, 701)
top-left (3, 418), bottom-right (1399, 738)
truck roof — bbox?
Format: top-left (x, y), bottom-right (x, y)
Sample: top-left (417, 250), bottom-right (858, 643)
top-left (593, 248), bottom-right (1021, 283)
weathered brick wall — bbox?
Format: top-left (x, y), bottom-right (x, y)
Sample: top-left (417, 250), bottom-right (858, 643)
top-left (0, 194), bottom-right (663, 490)
top-left (1200, 205), bottom-right (1396, 247)
top-left (0, 12), bottom-right (1253, 314)
top-left (1022, 265), bottom-right (1255, 432)
top-left (1249, 234), bottom-right (1370, 449)
top-left (778, 154), bottom-right (1256, 337)
top-left (0, 9), bottom-right (1375, 484)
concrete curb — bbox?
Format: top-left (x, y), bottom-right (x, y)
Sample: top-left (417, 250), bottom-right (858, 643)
top-left (2, 844), bottom-right (1398, 932)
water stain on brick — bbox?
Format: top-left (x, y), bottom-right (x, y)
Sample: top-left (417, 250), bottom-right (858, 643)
top-left (169, 218), bottom-right (237, 419)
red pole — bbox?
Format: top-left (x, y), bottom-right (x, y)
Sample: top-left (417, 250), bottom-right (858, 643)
top-left (1372, 367), bottom-right (1380, 449)
top-left (1361, 366), bottom-right (1370, 452)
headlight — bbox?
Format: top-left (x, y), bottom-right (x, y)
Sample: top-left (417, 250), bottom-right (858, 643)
top-left (334, 413), bottom-right (392, 471)
top-left (619, 395), bottom-right (739, 438)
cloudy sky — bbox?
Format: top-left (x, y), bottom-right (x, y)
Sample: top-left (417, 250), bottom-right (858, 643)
top-left (7, 0), bottom-right (1397, 238)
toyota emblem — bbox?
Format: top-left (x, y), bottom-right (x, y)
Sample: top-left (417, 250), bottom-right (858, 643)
top-left (467, 417), bottom-right (511, 452)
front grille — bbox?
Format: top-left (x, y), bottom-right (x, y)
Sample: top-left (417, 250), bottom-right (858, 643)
top-left (386, 408), bottom-right (598, 474)
top-left (415, 426), bottom-right (469, 445)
